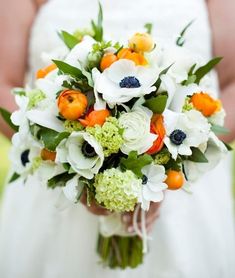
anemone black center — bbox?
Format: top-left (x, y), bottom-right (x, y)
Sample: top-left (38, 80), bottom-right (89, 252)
top-left (21, 149), bottom-right (30, 166)
top-left (142, 175), bottom-right (148, 185)
top-left (82, 142), bottom-right (97, 158)
top-left (170, 129), bottom-right (187, 145)
top-left (119, 76), bottom-right (141, 88)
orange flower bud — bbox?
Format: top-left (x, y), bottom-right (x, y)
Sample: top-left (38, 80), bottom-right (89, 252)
top-left (36, 63), bottom-right (57, 79)
top-left (165, 170), bottom-right (185, 190)
top-left (58, 90), bottom-right (88, 120)
top-left (100, 53), bottom-right (118, 71)
top-left (190, 92), bottom-right (221, 117)
top-left (129, 33), bottom-right (154, 53)
top-left (41, 148), bottom-right (56, 161)
top-left (117, 48), bottom-right (148, 66)
top-left (79, 109), bottom-right (110, 127)
top-left (146, 114), bottom-right (166, 155)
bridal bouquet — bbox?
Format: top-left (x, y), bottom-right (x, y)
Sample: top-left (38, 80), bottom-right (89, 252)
top-left (1, 4), bottom-right (232, 269)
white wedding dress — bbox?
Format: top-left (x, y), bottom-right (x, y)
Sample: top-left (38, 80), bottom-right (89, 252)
top-left (0, 0), bottom-right (235, 277)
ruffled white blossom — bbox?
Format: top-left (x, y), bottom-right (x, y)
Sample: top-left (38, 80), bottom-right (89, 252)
top-left (56, 131), bottom-right (104, 179)
top-left (119, 106), bottom-right (157, 155)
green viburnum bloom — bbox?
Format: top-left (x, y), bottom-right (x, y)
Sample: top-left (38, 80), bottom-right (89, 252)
top-left (154, 149), bottom-right (171, 165)
top-left (27, 89), bottom-right (46, 109)
top-left (86, 117), bottom-right (124, 157)
top-left (64, 120), bottom-right (84, 133)
top-left (31, 156), bottom-right (42, 172)
top-left (73, 28), bottom-right (94, 42)
top-left (94, 168), bottom-right (142, 212)
top-left (182, 97), bottom-right (194, 112)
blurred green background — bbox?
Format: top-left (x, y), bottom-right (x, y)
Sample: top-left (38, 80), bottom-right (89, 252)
top-left (0, 134), bottom-right (234, 198)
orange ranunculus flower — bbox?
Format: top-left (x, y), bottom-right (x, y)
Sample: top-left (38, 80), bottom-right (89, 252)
top-left (100, 53), bottom-right (118, 71)
top-left (146, 114), bottom-right (166, 155)
top-left (36, 63), bottom-right (57, 79)
top-left (58, 90), bottom-right (88, 120)
top-left (117, 48), bottom-right (148, 66)
top-left (190, 92), bottom-right (222, 117)
top-left (128, 33), bottom-right (154, 53)
top-left (79, 109), bottom-right (110, 127)
top-left (41, 148), bottom-right (56, 162)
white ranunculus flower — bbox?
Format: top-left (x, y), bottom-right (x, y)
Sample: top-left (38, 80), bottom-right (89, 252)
top-left (56, 131), bottom-right (104, 179)
top-left (119, 106), bottom-right (157, 155)
top-left (183, 132), bottom-right (228, 182)
top-left (65, 35), bottom-right (96, 68)
top-left (140, 164), bottom-right (167, 210)
top-left (95, 59), bottom-right (159, 106)
top-left (164, 109), bottom-right (211, 160)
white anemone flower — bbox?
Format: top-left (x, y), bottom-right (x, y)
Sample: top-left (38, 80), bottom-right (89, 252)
top-left (95, 59), bottom-right (158, 106)
top-left (62, 175), bottom-right (84, 203)
top-left (140, 164), bottom-right (167, 210)
top-left (11, 95), bottom-right (29, 130)
top-left (160, 45), bottom-right (200, 83)
top-left (119, 106), bottom-right (157, 155)
top-left (183, 132), bottom-right (228, 182)
top-left (9, 130), bottom-right (41, 177)
top-left (56, 131), bottom-right (104, 179)
top-left (208, 108), bottom-right (226, 126)
top-left (65, 35), bottom-right (96, 68)
top-left (164, 109), bottom-right (211, 160)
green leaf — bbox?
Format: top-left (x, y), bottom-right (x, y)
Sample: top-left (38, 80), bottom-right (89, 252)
top-left (47, 172), bottom-right (76, 189)
top-left (194, 57), bottom-right (223, 84)
top-left (188, 147), bottom-right (208, 163)
top-left (211, 125), bottom-right (230, 135)
top-left (176, 20), bottom-right (195, 46)
top-left (0, 107), bottom-right (18, 131)
top-left (59, 30), bottom-right (79, 49)
top-left (40, 127), bottom-right (70, 151)
top-left (91, 2), bottom-right (103, 42)
top-left (9, 172), bottom-right (20, 183)
top-left (144, 23), bottom-right (153, 34)
top-left (223, 142), bottom-right (233, 151)
top-left (120, 151), bottom-right (153, 178)
top-left (52, 60), bottom-right (84, 79)
top-left (143, 94), bottom-right (168, 113)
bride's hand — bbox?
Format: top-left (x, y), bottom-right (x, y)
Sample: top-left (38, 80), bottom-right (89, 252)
top-left (80, 192), bottom-right (110, 216)
top-left (122, 202), bottom-right (162, 234)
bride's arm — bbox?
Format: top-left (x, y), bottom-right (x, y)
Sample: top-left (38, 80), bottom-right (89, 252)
top-left (0, 0), bottom-right (41, 138)
top-left (208, 0), bottom-right (235, 142)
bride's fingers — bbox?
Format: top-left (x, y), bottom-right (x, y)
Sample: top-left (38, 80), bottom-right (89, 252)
top-left (80, 192), bottom-right (110, 216)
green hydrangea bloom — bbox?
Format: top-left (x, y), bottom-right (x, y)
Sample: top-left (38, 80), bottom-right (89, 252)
top-left (94, 168), bottom-right (141, 212)
top-left (73, 28), bottom-right (94, 42)
top-left (86, 117), bottom-right (124, 157)
top-left (27, 89), bottom-right (46, 109)
top-left (64, 120), bottom-right (84, 133)
top-left (31, 156), bottom-right (42, 172)
top-left (154, 149), bottom-right (171, 165)
top-left (182, 97), bottom-right (194, 112)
